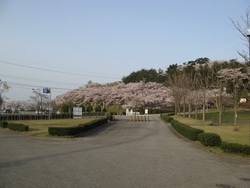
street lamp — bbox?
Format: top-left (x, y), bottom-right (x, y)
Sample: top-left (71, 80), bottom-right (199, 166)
top-left (247, 28), bottom-right (250, 61)
top-left (49, 88), bottom-right (51, 120)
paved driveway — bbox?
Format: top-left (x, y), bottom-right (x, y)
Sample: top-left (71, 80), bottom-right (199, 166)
top-left (0, 115), bottom-right (250, 188)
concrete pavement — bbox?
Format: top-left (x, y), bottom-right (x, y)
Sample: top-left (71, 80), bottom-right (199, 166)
top-left (0, 114), bottom-right (250, 188)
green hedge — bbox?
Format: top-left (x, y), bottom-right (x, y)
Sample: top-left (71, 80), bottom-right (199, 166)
top-left (0, 121), bottom-right (8, 128)
top-left (198, 133), bottom-right (221, 147)
top-left (48, 126), bottom-right (81, 136)
top-left (161, 116), bottom-right (249, 156)
top-left (170, 120), bottom-right (204, 141)
top-left (48, 117), bottom-right (108, 136)
top-left (220, 142), bottom-right (250, 155)
top-left (160, 114), bottom-right (174, 123)
top-left (78, 117), bottom-right (108, 131)
top-left (8, 123), bottom-right (29, 131)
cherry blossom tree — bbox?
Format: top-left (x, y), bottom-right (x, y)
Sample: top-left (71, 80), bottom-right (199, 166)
top-left (0, 80), bottom-right (10, 108)
top-left (217, 67), bottom-right (250, 129)
top-left (55, 81), bottom-right (173, 113)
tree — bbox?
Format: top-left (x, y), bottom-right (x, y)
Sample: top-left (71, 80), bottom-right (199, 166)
top-left (0, 80), bottom-right (10, 107)
top-left (122, 68), bottom-right (166, 84)
top-left (182, 63), bottom-right (199, 119)
top-left (30, 89), bottom-right (49, 114)
top-left (217, 67), bottom-right (250, 130)
top-left (55, 81), bottom-right (173, 112)
top-left (79, 104), bottom-right (85, 112)
top-left (230, 7), bottom-right (250, 62)
top-left (167, 72), bottom-right (184, 115)
top-left (95, 105), bottom-right (102, 112)
top-left (61, 104), bottom-right (69, 113)
top-left (197, 62), bottom-right (213, 121)
top-left (209, 62), bottom-right (230, 126)
top-left (86, 105), bottom-right (93, 112)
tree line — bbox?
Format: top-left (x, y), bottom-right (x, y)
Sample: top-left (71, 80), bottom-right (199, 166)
top-left (166, 58), bottom-right (250, 129)
top-left (121, 57), bottom-right (250, 129)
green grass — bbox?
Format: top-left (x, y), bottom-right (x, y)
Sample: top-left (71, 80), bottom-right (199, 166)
top-left (189, 109), bottom-right (250, 122)
top-left (173, 110), bottom-right (250, 145)
top-left (7, 118), bottom-right (96, 137)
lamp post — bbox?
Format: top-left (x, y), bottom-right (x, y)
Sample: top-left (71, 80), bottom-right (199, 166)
top-left (247, 29), bottom-right (250, 62)
top-left (246, 29), bottom-right (250, 145)
top-left (49, 88), bottom-right (51, 120)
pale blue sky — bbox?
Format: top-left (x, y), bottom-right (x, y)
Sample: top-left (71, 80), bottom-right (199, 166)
top-left (0, 0), bottom-right (249, 101)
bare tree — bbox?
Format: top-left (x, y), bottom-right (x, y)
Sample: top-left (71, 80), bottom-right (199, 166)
top-left (230, 7), bottom-right (250, 62)
top-left (183, 72), bottom-right (199, 119)
top-left (209, 64), bottom-right (229, 126)
top-left (30, 89), bottom-right (49, 114)
top-left (209, 89), bottom-right (227, 126)
top-left (197, 63), bottom-right (213, 121)
top-left (168, 73), bottom-right (184, 115)
top-left (0, 80), bottom-right (10, 107)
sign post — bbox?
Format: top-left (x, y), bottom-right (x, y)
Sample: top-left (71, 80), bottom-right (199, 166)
top-left (43, 87), bottom-right (51, 120)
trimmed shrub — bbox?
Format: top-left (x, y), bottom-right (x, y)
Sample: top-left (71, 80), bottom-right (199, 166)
top-left (160, 114), bottom-right (174, 122)
top-left (198, 133), bottom-right (221, 147)
top-left (8, 123), bottom-right (29, 131)
top-left (49, 117), bottom-right (108, 136)
top-left (170, 120), bottom-right (204, 141)
top-left (48, 126), bottom-right (80, 136)
top-left (78, 117), bottom-right (108, 131)
top-left (220, 142), bottom-right (250, 155)
top-left (0, 121), bottom-right (8, 128)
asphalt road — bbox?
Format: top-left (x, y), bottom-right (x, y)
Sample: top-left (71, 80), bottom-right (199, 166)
top-left (0, 115), bottom-right (250, 188)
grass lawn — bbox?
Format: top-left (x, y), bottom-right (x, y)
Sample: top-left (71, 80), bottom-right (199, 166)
top-left (173, 113), bottom-right (250, 146)
top-left (7, 118), bottom-right (96, 137)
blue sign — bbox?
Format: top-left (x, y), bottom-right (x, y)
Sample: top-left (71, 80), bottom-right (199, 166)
top-left (43, 87), bottom-right (51, 94)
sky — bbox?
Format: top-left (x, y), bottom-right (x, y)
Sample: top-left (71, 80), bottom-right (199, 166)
top-left (0, 0), bottom-right (249, 101)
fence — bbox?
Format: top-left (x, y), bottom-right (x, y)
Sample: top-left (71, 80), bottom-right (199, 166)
top-left (0, 112), bottom-right (109, 121)
top-left (0, 113), bottom-right (71, 121)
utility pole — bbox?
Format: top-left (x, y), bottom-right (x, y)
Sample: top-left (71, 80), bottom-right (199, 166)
top-left (247, 29), bottom-right (250, 62)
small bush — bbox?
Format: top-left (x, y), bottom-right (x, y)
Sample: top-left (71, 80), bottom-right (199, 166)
top-left (170, 120), bottom-right (204, 141)
top-left (8, 123), bottom-right (29, 131)
top-left (0, 121), bottom-right (8, 128)
top-left (198, 133), bottom-right (221, 147)
top-left (220, 142), bottom-right (250, 155)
